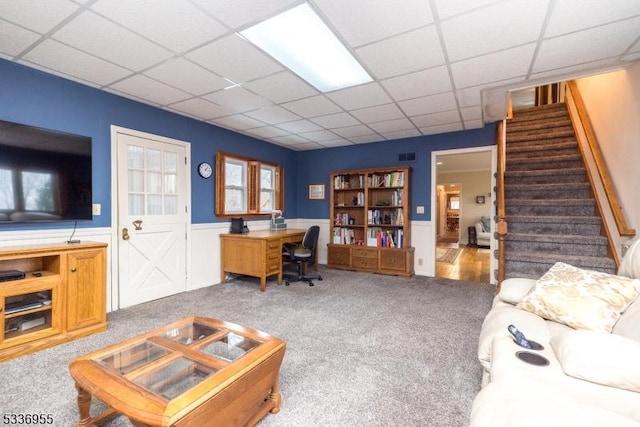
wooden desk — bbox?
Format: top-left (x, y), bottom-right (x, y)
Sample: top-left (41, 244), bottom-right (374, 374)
top-left (220, 229), bottom-right (306, 291)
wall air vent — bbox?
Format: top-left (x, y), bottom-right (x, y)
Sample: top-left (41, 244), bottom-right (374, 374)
top-left (398, 152), bottom-right (416, 162)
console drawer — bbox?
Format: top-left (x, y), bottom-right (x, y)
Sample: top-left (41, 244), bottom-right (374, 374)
top-left (352, 256), bottom-right (378, 270)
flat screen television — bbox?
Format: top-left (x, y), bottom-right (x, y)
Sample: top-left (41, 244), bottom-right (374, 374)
top-left (0, 119), bottom-right (93, 222)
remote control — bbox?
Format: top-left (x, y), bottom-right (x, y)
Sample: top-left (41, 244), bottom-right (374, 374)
top-left (508, 324), bottom-right (532, 349)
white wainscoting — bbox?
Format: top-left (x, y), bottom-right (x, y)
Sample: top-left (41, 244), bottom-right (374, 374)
top-left (0, 218), bottom-right (436, 313)
top-left (411, 220), bottom-right (435, 277)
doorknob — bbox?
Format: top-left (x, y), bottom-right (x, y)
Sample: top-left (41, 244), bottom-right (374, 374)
top-left (122, 227), bottom-right (130, 240)
top-left (133, 220), bottom-right (143, 230)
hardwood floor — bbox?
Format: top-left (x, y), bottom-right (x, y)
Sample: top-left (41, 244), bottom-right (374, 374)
top-left (436, 242), bottom-right (491, 283)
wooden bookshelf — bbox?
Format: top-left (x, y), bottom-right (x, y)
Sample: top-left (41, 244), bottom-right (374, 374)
top-left (327, 166), bottom-right (414, 277)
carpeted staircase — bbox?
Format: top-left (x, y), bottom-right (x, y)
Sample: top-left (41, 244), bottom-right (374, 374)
top-left (503, 103), bottom-right (616, 279)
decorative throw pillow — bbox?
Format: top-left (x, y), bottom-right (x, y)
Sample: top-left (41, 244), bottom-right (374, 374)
top-left (480, 216), bottom-right (490, 232)
top-left (499, 278), bottom-right (536, 305)
top-left (516, 262), bottom-right (640, 332)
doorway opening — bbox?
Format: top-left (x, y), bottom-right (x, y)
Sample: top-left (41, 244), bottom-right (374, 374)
top-left (432, 147), bottom-right (495, 284)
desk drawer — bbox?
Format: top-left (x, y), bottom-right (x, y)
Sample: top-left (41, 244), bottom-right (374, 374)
top-left (266, 250), bottom-right (281, 274)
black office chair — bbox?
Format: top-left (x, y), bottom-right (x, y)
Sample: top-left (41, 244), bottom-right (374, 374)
top-left (283, 225), bottom-right (322, 286)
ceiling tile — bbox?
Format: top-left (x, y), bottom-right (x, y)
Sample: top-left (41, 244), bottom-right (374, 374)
top-left (186, 34), bottom-right (282, 84)
top-left (381, 66), bottom-right (452, 101)
top-left (299, 129), bottom-right (340, 142)
top-left (351, 103), bottom-right (405, 124)
top-left (331, 124), bottom-right (375, 138)
top-left (316, 139), bottom-right (353, 148)
top-left (268, 133), bottom-right (313, 145)
top-left (243, 71), bottom-right (318, 104)
top-left (314, 0), bottom-right (433, 47)
top-left (282, 95), bottom-right (342, 117)
top-left (464, 119), bottom-right (484, 129)
top-left (109, 74), bottom-right (191, 106)
top-left (456, 87), bottom-right (482, 108)
top-left (529, 58), bottom-right (618, 82)
top-left (275, 119), bottom-right (323, 134)
top-left (434, 0), bottom-right (505, 20)
top-left (53, 11), bottom-right (172, 71)
top-left (411, 110), bottom-right (461, 127)
top-left (168, 98), bottom-right (234, 120)
top-left (1, 0), bottom-right (80, 33)
top-left (441, 0), bottom-right (549, 62)
top-left (90, 0), bottom-right (228, 53)
top-left (398, 92), bottom-right (458, 117)
top-left (451, 44), bottom-right (535, 88)
top-left (461, 106), bottom-right (482, 121)
top-left (190, 0), bottom-right (300, 28)
top-left (419, 122), bottom-right (464, 135)
top-left (5, 1), bottom-right (640, 151)
top-left (533, 18), bottom-right (640, 73)
top-left (310, 113), bottom-right (360, 129)
top-left (204, 86), bottom-right (271, 113)
top-left (545, 0), bottom-right (640, 38)
top-left (244, 105), bottom-right (301, 124)
top-left (367, 118), bottom-right (416, 134)
top-left (326, 82), bottom-right (392, 110)
top-left (245, 126), bottom-right (289, 139)
top-left (0, 21), bottom-right (41, 56)
top-left (144, 58), bottom-right (229, 96)
top-left (350, 134), bottom-right (385, 144)
top-left (22, 39), bottom-right (131, 86)
top-left (379, 128), bottom-right (421, 140)
top-left (356, 25), bottom-right (444, 79)
top-left (211, 114), bottom-right (266, 131)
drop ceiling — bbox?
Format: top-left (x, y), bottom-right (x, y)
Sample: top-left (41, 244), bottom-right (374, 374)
top-left (2, 0), bottom-right (639, 151)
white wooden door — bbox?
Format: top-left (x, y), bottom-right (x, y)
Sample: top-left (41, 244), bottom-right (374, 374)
top-left (116, 130), bottom-right (189, 308)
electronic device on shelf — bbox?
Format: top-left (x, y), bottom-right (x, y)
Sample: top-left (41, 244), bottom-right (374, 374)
top-left (5, 301), bottom-right (44, 315)
top-left (0, 270), bottom-right (25, 282)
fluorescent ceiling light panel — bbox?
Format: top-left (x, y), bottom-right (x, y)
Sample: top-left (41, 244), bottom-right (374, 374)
top-left (240, 3), bottom-right (372, 92)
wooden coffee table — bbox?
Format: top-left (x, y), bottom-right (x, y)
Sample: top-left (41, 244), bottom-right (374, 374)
top-left (68, 316), bottom-right (286, 426)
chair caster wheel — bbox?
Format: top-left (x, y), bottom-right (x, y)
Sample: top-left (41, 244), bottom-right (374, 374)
top-left (285, 281), bottom-right (290, 286)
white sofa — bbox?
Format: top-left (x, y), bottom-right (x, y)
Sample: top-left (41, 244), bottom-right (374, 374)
top-left (471, 238), bottom-right (640, 426)
top-left (474, 221), bottom-right (491, 247)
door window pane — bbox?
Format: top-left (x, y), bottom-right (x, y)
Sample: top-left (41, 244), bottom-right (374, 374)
top-left (128, 146), bottom-right (144, 168)
top-left (146, 149), bottom-right (162, 171)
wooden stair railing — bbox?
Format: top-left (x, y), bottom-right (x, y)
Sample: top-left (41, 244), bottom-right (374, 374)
top-left (566, 80), bottom-right (636, 240)
top-left (496, 119), bottom-right (507, 291)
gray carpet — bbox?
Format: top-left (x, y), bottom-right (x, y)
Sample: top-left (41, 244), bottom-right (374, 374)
top-left (0, 267), bottom-right (494, 426)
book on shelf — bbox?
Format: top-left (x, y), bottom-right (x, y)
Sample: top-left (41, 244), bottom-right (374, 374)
top-left (334, 174), bottom-right (364, 189)
top-left (367, 228), bottom-right (403, 248)
top-left (368, 172), bottom-right (405, 188)
top-left (333, 227), bottom-right (355, 245)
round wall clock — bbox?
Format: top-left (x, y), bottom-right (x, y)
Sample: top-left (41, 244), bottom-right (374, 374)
top-left (197, 162), bottom-right (212, 179)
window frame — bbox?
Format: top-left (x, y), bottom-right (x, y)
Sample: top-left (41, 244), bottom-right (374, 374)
top-left (215, 151), bottom-right (284, 218)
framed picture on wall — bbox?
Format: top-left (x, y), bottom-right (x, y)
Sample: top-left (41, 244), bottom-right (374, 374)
top-left (308, 184), bottom-right (325, 200)
top-left (476, 195), bottom-right (485, 204)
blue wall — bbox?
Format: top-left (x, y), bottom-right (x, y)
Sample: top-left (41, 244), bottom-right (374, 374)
top-left (295, 126), bottom-right (496, 221)
top-left (0, 59), bottom-right (296, 229)
top-left (0, 59), bottom-right (495, 229)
